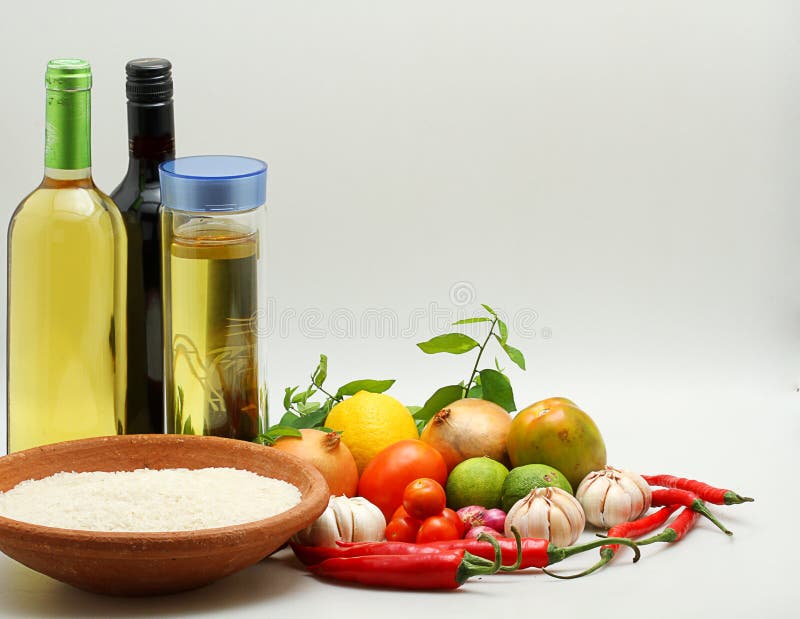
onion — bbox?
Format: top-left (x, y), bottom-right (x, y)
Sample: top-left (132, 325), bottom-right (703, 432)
top-left (483, 508), bottom-right (507, 533)
top-left (456, 505), bottom-right (486, 529)
top-left (465, 525), bottom-right (504, 540)
top-left (272, 429), bottom-right (359, 496)
top-left (456, 505), bottom-right (506, 533)
top-left (420, 398), bottom-right (511, 471)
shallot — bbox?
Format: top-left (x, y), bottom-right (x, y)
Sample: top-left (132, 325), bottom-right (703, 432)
top-left (456, 506), bottom-right (506, 533)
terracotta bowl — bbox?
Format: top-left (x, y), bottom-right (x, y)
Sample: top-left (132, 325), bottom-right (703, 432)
top-left (0, 434), bottom-right (329, 596)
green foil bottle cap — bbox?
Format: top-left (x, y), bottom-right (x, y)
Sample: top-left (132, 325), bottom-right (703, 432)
top-left (45, 58), bottom-right (92, 91)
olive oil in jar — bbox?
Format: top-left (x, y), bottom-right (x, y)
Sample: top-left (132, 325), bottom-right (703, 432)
top-left (165, 224), bottom-right (261, 439)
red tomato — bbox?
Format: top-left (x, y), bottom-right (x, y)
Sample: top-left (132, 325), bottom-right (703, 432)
top-left (385, 516), bottom-right (422, 543)
top-left (441, 508), bottom-right (466, 537)
top-left (402, 478), bottom-right (446, 520)
top-left (416, 515), bottom-right (461, 543)
top-left (357, 440), bottom-right (448, 521)
top-left (392, 505), bottom-right (410, 520)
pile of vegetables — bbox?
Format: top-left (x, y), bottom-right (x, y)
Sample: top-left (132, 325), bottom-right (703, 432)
top-left (253, 301), bottom-right (754, 590)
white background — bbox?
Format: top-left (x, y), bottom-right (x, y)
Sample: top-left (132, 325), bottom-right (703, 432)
top-left (0, 1), bottom-right (797, 617)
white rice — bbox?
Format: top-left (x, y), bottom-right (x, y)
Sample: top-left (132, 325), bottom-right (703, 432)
top-left (0, 467), bottom-right (302, 533)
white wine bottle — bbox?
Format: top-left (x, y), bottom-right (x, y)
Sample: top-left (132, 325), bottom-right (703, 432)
top-left (6, 59), bottom-right (127, 452)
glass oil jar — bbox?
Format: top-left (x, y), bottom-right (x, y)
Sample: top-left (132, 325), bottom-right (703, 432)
top-left (160, 156), bottom-right (267, 440)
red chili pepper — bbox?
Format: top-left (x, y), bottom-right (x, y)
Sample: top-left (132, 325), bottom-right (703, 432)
top-left (643, 474), bottom-right (753, 505)
top-left (637, 506), bottom-right (699, 545)
top-left (543, 505), bottom-right (679, 579)
top-left (651, 488), bottom-right (733, 535)
top-left (292, 531), bottom-right (640, 571)
top-left (308, 534), bottom-right (506, 590)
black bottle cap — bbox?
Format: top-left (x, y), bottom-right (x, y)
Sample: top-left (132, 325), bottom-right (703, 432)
top-left (126, 58), bottom-right (173, 103)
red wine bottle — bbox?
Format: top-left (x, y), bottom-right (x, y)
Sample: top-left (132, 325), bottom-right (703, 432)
top-left (111, 58), bottom-right (175, 434)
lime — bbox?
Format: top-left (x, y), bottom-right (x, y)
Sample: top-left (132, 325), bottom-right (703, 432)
top-left (500, 463), bottom-right (573, 512)
top-left (445, 457), bottom-right (509, 510)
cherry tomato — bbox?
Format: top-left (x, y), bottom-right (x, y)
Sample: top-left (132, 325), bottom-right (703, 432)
top-left (357, 440), bottom-right (448, 520)
top-left (416, 515), bottom-right (461, 543)
top-left (440, 507), bottom-right (466, 537)
top-left (402, 478), bottom-right (447, 520)
top-left (385, 516), bottom-right (422, 543)
top-left (392, 505), bottom-right (410, 520)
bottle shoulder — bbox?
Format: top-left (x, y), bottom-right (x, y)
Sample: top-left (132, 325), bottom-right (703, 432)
top-left (9, 182), bottom-right (125, 227)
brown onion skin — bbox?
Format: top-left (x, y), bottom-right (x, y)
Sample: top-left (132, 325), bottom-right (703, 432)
top-left (273, 429), bottom-right (359, 496)
top-left (420, 398), bottom-right (511, 472)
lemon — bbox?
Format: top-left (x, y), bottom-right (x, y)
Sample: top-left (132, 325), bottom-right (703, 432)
top-left (325, 391), bottom-right (418, 474)
top-left (500, 463), bottom-right (573, 512)
top-left (445, 457), bottom-right (509, 510)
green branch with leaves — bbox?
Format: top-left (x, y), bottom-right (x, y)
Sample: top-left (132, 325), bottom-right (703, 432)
top-left (411, 303), bottom-right (526, 431)
top-left (254, 354), bottom-right (395, 445)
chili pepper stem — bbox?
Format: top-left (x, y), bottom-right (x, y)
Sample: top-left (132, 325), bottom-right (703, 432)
top-left (636, 528), bottom-right (678, 545)
top-left (542, 547), bottom-right (615, 580)
top-left (548, 536), bottom-right (641, 565)
top-left (724, 491), bottom-right (754, 505)
top-left (454, 533), bottom-right (504, 585)
top-left (499, 527), bottom-right (523, 572)
top-left (691, 499), bottom-right (733, 535)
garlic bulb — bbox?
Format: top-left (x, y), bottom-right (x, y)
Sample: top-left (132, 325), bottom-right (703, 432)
top-left (292, 495), bottom-right (386, 547)
top-left (504, 487), bottom-right (585, 547)
top-left (576, 466), bottom-right (652, 529)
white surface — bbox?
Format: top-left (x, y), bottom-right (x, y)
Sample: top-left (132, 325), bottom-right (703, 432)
top-left (0, 0), bottom-right (798, 616)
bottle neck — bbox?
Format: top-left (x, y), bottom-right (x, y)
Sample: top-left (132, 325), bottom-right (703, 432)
top-left (44, 87), bottom-right (91, 171)
top-left (126, 99), bottom-right (175, 183)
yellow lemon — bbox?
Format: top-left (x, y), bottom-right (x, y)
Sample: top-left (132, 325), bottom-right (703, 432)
top-left (325, 391), bottom-right (419, 474)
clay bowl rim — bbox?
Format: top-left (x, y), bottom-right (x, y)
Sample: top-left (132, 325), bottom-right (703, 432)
top-left (0, 434), bottom-right (330, 552)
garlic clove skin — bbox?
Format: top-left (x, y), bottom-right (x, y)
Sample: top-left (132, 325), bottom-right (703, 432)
top-left (578, 475), bottom-right (612, 528)
top-left (349, 497), bottom-right (386, 542)
top-left (330, 496), bottom-right (355, 542)
top-left (576, 466), bottom-right (652, 529)
top-left (504, 487), bottom-right (585, 547)
top-left (293, 496), bottom-right (341, 547)
top-left (292, 495), bottom-right (386, 547)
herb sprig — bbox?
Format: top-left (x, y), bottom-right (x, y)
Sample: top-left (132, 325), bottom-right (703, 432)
top-left (411, 303), bottom-right (526, 431)
top-left (254, 354), bottom-right (395, 445)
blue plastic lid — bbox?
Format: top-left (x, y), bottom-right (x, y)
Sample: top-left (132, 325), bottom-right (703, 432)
top-left (159, 155), bottom-right (267, 212)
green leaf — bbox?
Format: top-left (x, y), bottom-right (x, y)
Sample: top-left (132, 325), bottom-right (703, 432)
top-left (335, 379), bottom-right (395, 398)
top-left (312, 354), bottom-right (328, 387)
top-left (467, 384), bottom-right (483, 399)
top-left (291, 388), bottom-right (317, 404)
top-left (494, 335), bottom-right (526, 370)
top-left (294, 408), bottom-right (329, 429)
top-left (254, 425), bottom-right (302, 445)
top-left (412, 385), bottom-right (464, 425)
top-left (279, 411), bottom-right (302, 428)
top-left (406, 405), bottom-right (422, 415)
top-left (417, 333), bottom-right (480, 355)
top-left (497, 318), bottom-right (509, 344)
top-left (296, 401), bottom-right (321, 415)
top-left (481, 303), bottom-right (498, 317)
top-left (182, 415), bottom-right (193, 435)
top-left (479, 368), bottom-right (516, 412)
top-left (452, 317), bottom-right (492, 325)
top-left (283, 386), bottom-right (298, 410)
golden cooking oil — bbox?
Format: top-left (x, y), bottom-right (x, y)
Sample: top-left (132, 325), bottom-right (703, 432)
top-left (163, 220), bottom-right (262, 440)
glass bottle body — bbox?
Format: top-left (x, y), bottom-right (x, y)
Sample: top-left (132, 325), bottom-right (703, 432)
top-left (162, 207), bottom-right (266, 440)
top-left (112, 129), bottom-right (174, 435)
top-left (7, 171), bottom-right (128, 452)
